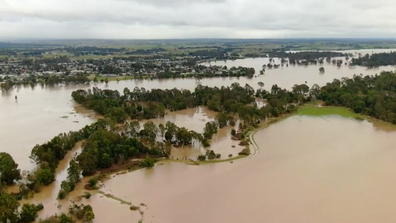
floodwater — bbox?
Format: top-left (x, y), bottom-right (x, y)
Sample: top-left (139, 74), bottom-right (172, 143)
top-left (1, 49), bottom-right (396, 222)
top-left (103, 116), bottom-right (396, 223)
top-left (2, 53), bottom-right (394, 169)
top-left (203, 58), bottom-right (395, 89)
top-left (21, 106), bottom-right (242, 222)
top-left (146, 107), bottom-right (243, 160)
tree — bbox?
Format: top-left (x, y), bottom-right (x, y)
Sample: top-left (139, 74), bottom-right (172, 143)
top-left (0, 152), bottom-right (21, 185)
top-left (203, 121), bottom-right (218, 139)
top-left (128, 121), bottom-right (140, 137)
top-left (68, 204), bottom-right (95, 222)
top-left (77, 152), bottom-right (97, 176)
top-left (67, 159), bottom-right (81, 184)
top-left (257, 81), bottom-right (265, 89)
top-left (0, 189), bottom-right (20, 223)
top-left (108, 107), bottom-right (128, 123)
top-left (158, 123), bottom-right (165, 138)
top-left (165, 121), bottom-right (177, 142)
top-left (34, 166), bottom-right (55, 186)
top-left (319, 67), bottom-right (325, 74)
top-left (194, 75), bottom-right (202, 83)
top-left (142, 121), bottom-right (158, 141)
top-left (19, 203), bottom-right (44, 223)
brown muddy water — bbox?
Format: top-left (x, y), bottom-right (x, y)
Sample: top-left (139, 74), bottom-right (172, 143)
top-left (18, 106), bottom-right (243, 222)
top-left (102, 116), bottom-right (396, 223)
top-left (145, 107), bottom-right (243, 160)
top-left (1, 49), bottom-right (396, 222)
top-left (1, 54), bottom-right (394, 169)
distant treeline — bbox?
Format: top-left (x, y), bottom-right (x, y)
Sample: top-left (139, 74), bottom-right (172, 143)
top-left (269, 51), bottom-right (347, 61)
top-left (351, 52), bottom-right (396, 67)
top-left (0, 74), bottom-right (90, 92)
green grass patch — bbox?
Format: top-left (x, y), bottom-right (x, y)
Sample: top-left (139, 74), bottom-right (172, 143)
top-left (296, 105), bottom-right (364, 119)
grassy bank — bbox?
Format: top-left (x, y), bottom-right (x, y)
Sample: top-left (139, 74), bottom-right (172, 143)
top-left (296, 104), bottom-right (364, 119)
top-left (296, 104), bottom-right (396, 131)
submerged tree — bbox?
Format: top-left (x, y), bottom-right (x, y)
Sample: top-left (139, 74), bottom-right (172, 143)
top-left (0, 152), bottom-right (21, 185)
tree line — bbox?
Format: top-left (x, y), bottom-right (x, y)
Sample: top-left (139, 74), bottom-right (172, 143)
top-left (269, 51), bottom-right (347, 61)
top-left (0, 74), bottom-right (90, 92)
top-left (317, 71), bottom-right (396, 124)
top-left (351, 52), bottom-right (396, 67)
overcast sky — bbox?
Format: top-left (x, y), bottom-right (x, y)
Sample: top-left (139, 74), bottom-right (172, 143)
top-left (0, 0), bottom-right (396, 39)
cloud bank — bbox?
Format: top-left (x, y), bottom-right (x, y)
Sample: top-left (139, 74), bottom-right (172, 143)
top-left (0, 0), bottom-right (396, 39)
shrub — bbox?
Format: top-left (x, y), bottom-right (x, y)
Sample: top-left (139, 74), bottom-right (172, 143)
top-left (231, 129), bottom-right (237, 136)
top-left (202, 141), bottom-right (211, 148)
top-left (140, 158), bottom-right (155, 168)
top-left (88, 177), bottom-right (98, 188)
top-left (207, 150), bottom-right (216, 160)
top-left (239, 140), bottom-right (249, 146)
top-left (238, 148), bottom-right (250, 156)
top-left (197, 155), bottom-right (206, 161)
top-left (84, 192), bottom-right (92, 199)
top-left (19, 203), bottom-right (44, 223)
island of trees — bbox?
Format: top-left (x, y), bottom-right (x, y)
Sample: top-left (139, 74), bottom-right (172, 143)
top-left (351, 52), bottom-right (396, 67)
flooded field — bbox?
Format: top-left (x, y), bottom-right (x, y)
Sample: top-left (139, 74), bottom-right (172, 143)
top-left (17, 106), bottom-right (243, 221)
top-left (1, 49), bottom-right (396, 222)
top-left (2, 53), bottom-right (394, 169)
top-left (103, 116), bottom-right (396, 223)
top-left (146, 107), bottom-right (243, 160)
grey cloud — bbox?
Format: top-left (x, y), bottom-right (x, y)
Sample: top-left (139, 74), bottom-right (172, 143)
top-left (0, 0), bottom-right (396, 38)
top-left (121, 0), bottom-right (227, 6)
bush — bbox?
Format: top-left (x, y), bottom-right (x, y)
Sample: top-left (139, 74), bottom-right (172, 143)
top-left (231, 129), bottom-right (236, 136)
top-left (197, 155), bottom-right (206, 161)
top-left (88, 177), bottom-right (98, 188)
top-left (140, 158), bottom-right (155, 168)
top-left (239, 140), bottom-right (249, 146)
top-left (57, 181), bottom-right (75, 200)
top-left (238, 148), bottom-right (250, 156)
top-left (130, 205), bottom-right (139, 211)
top-left (19, 203), bottom-right (44, 223)
top-left (207, 150), bottom-right (216, 160)
top-left (84, 192), bottom-right (92, 199)
top-left (69, 204), bottom-right (95, 222)
top-left (216, 154), bottom-right (221, 159)
top-left (202, 140), bottom-right (211, 148)
top-left (39, 213), bottom-right (73, 223)
top-left (57, 190), bottom-right (67, 200)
